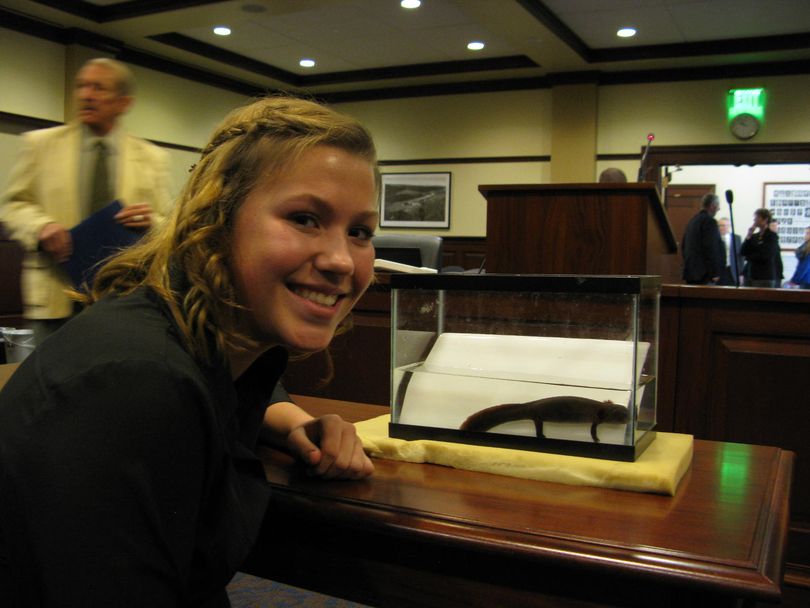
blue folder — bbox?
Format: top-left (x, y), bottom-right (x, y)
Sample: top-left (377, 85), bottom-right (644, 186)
top-left (61, 200), bottom-right (141, 287)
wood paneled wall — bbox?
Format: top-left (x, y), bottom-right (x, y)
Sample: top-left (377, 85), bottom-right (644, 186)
top-left (440, 237), bottom-right (486, 271)
top-left (0, 224), bottom-right (24, 328)
top-left (658, 284), bottom-right (810, 586)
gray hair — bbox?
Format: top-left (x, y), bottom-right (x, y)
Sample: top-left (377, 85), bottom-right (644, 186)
top-left (81, 58), bottom-right (136, 97)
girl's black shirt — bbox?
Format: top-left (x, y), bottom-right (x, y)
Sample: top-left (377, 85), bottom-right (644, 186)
top-left (0, 290), bottom-right (288, 607)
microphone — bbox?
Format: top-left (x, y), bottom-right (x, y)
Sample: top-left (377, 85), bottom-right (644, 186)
top-left (725, 189), bottom-right (734, 204)
top-left (638, 133), bottom-right (655, 182)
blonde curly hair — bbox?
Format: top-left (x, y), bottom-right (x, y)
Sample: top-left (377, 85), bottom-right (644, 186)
top-left (83, 95), bottom-right (379, 366)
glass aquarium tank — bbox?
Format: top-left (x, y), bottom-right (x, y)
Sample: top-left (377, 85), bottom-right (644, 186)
top-left (389, 274), bottom-right (660, 461)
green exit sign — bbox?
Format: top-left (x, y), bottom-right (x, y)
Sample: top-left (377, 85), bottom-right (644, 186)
top-left (727, 88), bottom-right (765, 121)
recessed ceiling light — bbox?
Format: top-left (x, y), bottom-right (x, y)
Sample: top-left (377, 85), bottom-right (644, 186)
top-left (401, 0), bottom-right (421, 8)
top-left (467, 41), bottom-right (485, 51)
top-left (213, 26), bottom-right (231, 36)
top-left (617, 27), bottom-right (636, 38)
top-left (299, 58), bottom-right (316, 68)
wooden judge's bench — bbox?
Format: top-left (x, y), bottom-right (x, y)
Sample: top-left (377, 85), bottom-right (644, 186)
top-left (283, 183), bottom-right (810, 598)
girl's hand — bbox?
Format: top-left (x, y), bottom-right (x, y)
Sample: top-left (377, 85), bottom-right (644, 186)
top-left (286, 414), bottom-right (374, 480)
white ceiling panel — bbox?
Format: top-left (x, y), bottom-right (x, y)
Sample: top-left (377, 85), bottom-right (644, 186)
top-left (0, 0), bottom-right (807, 98)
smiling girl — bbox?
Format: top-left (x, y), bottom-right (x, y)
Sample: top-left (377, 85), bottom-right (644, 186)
top-left (0, 96), bottom-right (378, 606)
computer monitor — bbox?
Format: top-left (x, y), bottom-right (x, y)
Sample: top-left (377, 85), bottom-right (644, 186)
top-left (373, 246), bottom-right (422, 267)
top-left (372, 235), bottom-right (443, 270)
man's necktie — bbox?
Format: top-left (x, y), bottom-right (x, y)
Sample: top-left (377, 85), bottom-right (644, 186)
top-left (724, 235), bottom-right (731, 266)
top-left (89, 140), bottom-right (110, 214)
top-left (729, 236), bottom-right (737, 277)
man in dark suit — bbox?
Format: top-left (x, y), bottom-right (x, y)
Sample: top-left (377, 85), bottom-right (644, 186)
top-left (681, 193), bottom-right (724, 285)
top-left (717, 217), bottom-right (743, 286)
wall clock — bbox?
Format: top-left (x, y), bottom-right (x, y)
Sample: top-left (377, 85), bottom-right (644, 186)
top-left (730, 113), bottom-right (759, 140)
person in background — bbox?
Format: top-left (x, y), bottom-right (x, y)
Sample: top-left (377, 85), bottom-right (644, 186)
top-left (741, 208), bottom-right (782, 288)
top-left (787, 226), bottom-right (810, 289)
top-left (598, 167), bottom-right (627, 183)
top-left (0, 96), bottom-right (376, 606)
top-left (717, 217), bottom-right (743, 286)
top-left (681, 193), bottom-right (724, 285)
top-left (0, 58), bottom-right (172, 345)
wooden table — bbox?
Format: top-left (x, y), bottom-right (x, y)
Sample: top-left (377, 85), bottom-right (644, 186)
top-left (0, 362), bottom-right (18, 388)
top-left (246, 394), bottom-right (793, 608)
top-left (0, 365), bottom-right (792, 606)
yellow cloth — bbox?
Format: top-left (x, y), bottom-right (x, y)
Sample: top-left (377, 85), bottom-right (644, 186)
top-left (356, 415), bottom-right (693, 496)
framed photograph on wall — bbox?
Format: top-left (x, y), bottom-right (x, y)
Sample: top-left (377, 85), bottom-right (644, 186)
top-left (380, 172), bottom-right (451, 229)
top-left (763, 182), bottom-right (810, 250)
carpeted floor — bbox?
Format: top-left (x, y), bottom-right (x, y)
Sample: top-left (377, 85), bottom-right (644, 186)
top-left (227, 572), bottom-right (371, 608)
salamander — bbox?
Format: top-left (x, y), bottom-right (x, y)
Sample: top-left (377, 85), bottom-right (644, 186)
top-left (459, 396), bottom-right (629, 442)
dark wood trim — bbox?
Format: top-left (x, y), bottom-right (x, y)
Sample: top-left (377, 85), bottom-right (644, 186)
top-left (647, 143), bottom-right (810, 165)
top-left (642, 143), bottom-right (810, 190)
top-left (515, 0), bottom-right (591, 61)
top-left (442, 236), bottom-right (487, 243)
top-left (594, 33), bottom-right (810, 64)
top-left (538, 60), bottom-right (810, 88)
top-left (29, 0), bottom-right (99, 21)
top-left (0, 7), bottom-right (68, 41)
top-left (148, 34), bottom-right (300, 84)
top-left (0, 111), bottom-right (200, 154)
top-left (116, 47), bottom-right (266, 98)
top-left (0, 111), bottom-right (60, 132)
top-left (661, 282), bottom-right (810, 304)
top-left (31, 0), bottom-right (222, 23)
top-left (149, 140), bottom-right (201, 154)
top-left (315, 77), bottom-right (549, 103)
top-left (62, 27), bottom-right (124, 55)
top-left (598, 59), bottom-right (810, 86)
top-left (303, 56), bottom-right (538, 87)
top-left (546, 71), bottom-right (600, 85)
top-left (379, 156), bottom-right (550, 166)
top-left (0, 11), bottom-right (267, 97)
top-left (597, 153), bottom-right (640, 161)
top-left (516, 0), bottom-right (810, 65)
top-left (103, 0), bottom-right (221, 22)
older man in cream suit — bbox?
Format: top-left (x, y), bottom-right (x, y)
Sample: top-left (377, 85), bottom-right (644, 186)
top-left (1, 58), bottom-right (171, 343)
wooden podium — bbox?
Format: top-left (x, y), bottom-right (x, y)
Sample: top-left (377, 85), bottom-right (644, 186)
top-left (479, 183), bottom-right (677, 275)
